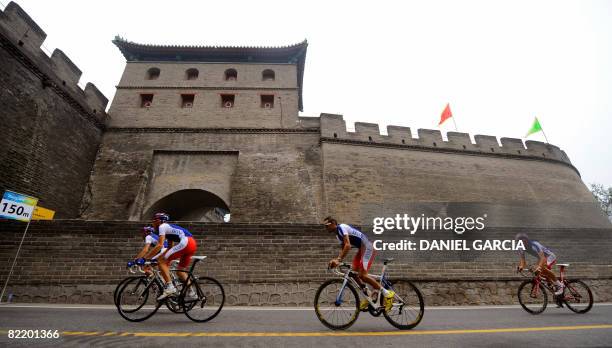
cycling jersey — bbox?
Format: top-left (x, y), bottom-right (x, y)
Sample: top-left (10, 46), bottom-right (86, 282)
top-left (145, 233), bottom-right (168, 248)
top-left (336, 224), bottom-right (370, 248)
top-left (520, 240), bottom-right (554, 258)
top-left (158, 223), bottom-right (193, 243)
top-left (335, 224), bottom-right (375, 272)
top-left (158, 223), bottom-right (197, 268)
top-left (520, 240), bottom-right (557, 267)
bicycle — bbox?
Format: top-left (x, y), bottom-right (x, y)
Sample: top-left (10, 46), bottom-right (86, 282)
top-left (115, 256), bottom-right (225, 322)
top-left (114, 260), bottom-right (185, 314)
top-left (314, 258), bottom-right (425, 330)
top-left (517, 263), bottom-right (593, 315)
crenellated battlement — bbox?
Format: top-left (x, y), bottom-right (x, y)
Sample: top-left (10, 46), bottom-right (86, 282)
top-left (319, 113), bottom-right (573, 168)
top-left (0, 2), bottom-right (108, 125)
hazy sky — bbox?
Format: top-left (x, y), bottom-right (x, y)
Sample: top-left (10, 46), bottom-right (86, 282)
top-left (6, 0), bottom-right (612, 188)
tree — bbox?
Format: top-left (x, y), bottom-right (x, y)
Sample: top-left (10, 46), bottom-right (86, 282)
top-left (590, 183), bottom-right (612, 221)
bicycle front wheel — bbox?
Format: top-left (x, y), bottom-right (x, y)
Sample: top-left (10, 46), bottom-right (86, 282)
top-left (563, 280), bottom-right (593, 314)
top-left (183, 276), bottom-right (225, 323)
top-left (382, 279), bottom-right (425, 330)
top-left (518, 279), bottom-right (548, 314)
top-left (114, 276), bottom-right (139, 306)
top-left (314, 279), bottom-right (360, 330)
top-left (116, 276), bottom-right (162, 322)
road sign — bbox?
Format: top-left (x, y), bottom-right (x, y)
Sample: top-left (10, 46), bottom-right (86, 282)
top-left (1, 190), bottom-right (39, 302)
top-left (0, 190), bottom-right (38, 222)
top-left (32, 206), bottom-right (55, 220)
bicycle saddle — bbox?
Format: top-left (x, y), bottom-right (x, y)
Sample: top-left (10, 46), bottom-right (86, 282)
top-left (383, 258), bottom-right (395, 264)
top-left (192, 256), bottom-right (207, 261)
top-left (556, 263), bottom-right (570, 267)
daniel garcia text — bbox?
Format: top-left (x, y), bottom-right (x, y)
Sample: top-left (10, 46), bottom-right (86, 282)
top-left (373, 239), bottom-right (526, 251)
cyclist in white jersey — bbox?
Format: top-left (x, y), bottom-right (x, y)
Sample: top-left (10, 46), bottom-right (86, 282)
top-left (516, 233), bottom-right (564, 295)
top-left (324, 216), bottom-right (395, 311)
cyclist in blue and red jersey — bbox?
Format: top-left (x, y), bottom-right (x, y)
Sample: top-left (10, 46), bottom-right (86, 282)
top-left (516, 233), bottom-right (564, 295)
top-left (324, 216), bottom-right (395, 311)
top-left (144, 213), bottom-right (198, 300)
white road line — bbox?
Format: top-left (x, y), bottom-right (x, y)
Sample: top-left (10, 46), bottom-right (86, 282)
top-left (1, 303), bottom-right (611, 310)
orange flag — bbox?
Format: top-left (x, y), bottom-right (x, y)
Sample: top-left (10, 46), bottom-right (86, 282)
top-left (439, 103), bottom-right (452, 126)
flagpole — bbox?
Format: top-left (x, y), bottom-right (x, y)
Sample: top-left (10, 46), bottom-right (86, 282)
top-left (452, 117), bottom-right (458, 132)
top-left (541, 128), bottom-right (549, 143)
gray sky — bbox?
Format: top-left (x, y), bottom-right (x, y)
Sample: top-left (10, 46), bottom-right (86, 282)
top-left (7, 0), bottom-right (612, 188)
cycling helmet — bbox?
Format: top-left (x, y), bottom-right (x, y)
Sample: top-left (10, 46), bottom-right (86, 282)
top-left (142, 226), bottom-right (155, 234)
top-left (153, 212), bottom-right (170, 222)
top-left (515, 232), bottom-right (529, 241)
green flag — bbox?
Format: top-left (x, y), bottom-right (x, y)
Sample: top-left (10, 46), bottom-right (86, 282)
top-left (526, 117), bottom-right (543, 137)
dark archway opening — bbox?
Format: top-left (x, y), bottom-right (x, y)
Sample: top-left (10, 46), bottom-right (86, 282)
top-left (144, 189), bottom-right (229, 222)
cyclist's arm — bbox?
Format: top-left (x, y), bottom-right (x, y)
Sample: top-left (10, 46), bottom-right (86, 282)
top-left (337, 235), bottom-right (351, 262)
top-left (135, 243), bottom-right (151, 259)
top-left (145, 235), bottom-right (165, 259)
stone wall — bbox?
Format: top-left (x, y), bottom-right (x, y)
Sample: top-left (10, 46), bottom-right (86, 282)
top-left (1, 220), bottom-right (610, 305)
top-left (319, 114), bottom-right (609, 227)
top-left (0, 2), bottom-right (108, 218)
top-left (81, 130), bottom-right (323, 222)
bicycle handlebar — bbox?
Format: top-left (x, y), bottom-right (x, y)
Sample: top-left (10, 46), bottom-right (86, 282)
top-left (328, 263), bottom-right (354, 276)
top-left (517, 264), bottom-right (541, 278)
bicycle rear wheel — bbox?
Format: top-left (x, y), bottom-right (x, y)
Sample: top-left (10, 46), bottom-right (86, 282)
top-left (382, 279), bottom-right (425, 330)
top-left (314, 279), bottom-right (360, 330)
top-left (116, 276), bottom-right (162, 322)
top-left (517, 279), bottom-right (548, 314)
top-left (183, 276), bottom-right (225, 323)
top-left (563, 280), bottom-right (593, 314)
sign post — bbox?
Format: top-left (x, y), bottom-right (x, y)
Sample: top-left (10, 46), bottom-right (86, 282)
top-left (0, 190), bottom-right (39, 303)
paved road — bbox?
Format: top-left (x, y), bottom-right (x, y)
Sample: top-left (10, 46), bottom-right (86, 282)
top-left (0, 303), bottom-right (611, 347)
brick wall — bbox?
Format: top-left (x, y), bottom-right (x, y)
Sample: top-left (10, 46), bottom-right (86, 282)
top-left (1, 220), bottom-right (610, 305)
top-left (321, 141), bottom-right (609, 227)
top-left (0, 2), bottom-right (108, 218)
top-left (109, 62), bottom-right (300, 128)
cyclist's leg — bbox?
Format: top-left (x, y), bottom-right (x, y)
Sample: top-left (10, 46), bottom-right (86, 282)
top-left (158, 257), bottom-right (171, 283)
top-left (357, 246), bottom-right (380, 290)
top-left (175, 237), bottom-right (197, 283)
top-left (541, 257), bottom-right (558, 283)
top-left (163, 240), bottom-right (189, 283)
top-left (350, 249), bottom-right (365, 287)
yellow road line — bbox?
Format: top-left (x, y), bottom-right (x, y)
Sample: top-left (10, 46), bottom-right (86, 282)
top-left (62, 331), bottom-right (100, 336)
top-left (2, 325), bottom-right (611, 338)
top-left (49, 324), bottom-right (612, 338)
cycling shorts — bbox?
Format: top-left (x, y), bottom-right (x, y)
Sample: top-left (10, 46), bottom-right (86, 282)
top-left (165, 237), bottom-right (197, 268)
top-left (352, 243), bottom-right (375, 272)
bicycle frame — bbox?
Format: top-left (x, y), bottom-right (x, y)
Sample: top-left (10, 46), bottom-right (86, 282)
top-left (124, 259), bottom-right (192, 304)
top-left (523, 264), bottom-right (569, 300)
top-left (333, 262), bottom-right (405, 310)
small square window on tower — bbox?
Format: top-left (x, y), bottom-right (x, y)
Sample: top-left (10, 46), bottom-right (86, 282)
top-left (140, 94), bottom-right (154, 108)
top-left (181, 94), bottom-right (195, 108)
top-left (221, 94), bottom-right (235, 108)
top-left (260, 95), bottom-right (274, 109)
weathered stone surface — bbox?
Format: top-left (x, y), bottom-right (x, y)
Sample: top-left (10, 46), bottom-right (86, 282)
top-left (1, 3), bottom-right (607, 228)
top-left (1, 220), bottom-right (611, 305)
top-left (0, 3), bottom-right (107, 218)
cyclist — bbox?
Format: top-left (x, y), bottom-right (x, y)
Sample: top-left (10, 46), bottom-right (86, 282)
top-left (324, 216), bottom-right (395, 311)
top-left (128, 226), bottom-right (168, 273)
top-left (144, 213), bottom-right (198, 300)
top-left (516, 233), bottom-right (564, 295)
